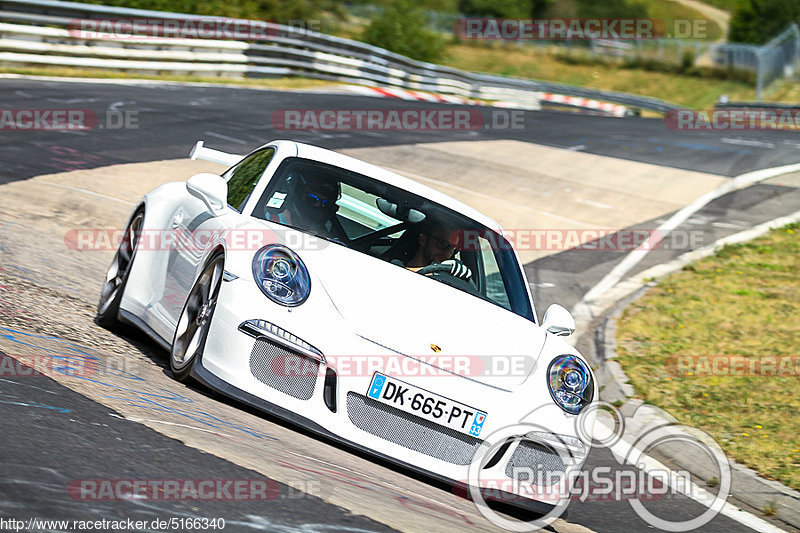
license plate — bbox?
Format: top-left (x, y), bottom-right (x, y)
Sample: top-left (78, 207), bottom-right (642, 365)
top-left (366, 373), bottom-right (487, 437)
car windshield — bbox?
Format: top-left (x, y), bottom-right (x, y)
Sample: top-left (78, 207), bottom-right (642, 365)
top-left (251, 157), bottom-right (534, 322)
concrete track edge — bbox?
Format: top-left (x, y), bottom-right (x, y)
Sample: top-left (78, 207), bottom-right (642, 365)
top-left (583, 209), bottom-right (800, 530)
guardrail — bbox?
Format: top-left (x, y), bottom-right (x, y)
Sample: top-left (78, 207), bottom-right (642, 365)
top-left (0, 0), bottom-right (683, 114)
top-left (715, 100), bottom-right (800, 111)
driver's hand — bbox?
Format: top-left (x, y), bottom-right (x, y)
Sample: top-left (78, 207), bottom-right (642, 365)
top-left (441, 259), bottom-right (472, 280)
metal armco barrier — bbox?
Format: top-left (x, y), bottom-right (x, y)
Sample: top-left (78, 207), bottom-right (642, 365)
top-left (0, 0), bottom-right (682, 114)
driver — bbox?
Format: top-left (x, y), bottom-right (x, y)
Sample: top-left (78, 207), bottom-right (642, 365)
top-left (271, 173), bottom-right (347, 242)
top-left (405, 219), bottom-right (472, 280)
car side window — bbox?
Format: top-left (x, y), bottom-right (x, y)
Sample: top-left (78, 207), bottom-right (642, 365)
top-left (225, 147), bottom-right (275, 211)
top-left (478, 237), bottom-right (512, 311)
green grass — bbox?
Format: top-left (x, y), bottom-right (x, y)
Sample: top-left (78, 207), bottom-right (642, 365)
top-left (698, 0), bottom-right (742, 11)
top-left (616, 222), bottom-right (800, 491)
top-left (444, 42), bottom-right (800, 108)
top-left (639, 0), bottom-right (723, 40)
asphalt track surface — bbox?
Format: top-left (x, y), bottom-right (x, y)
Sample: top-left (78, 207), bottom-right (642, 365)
top-left (0, 352), bottom-right (396, 533)
top-left (1, 78), bottom-right (799, 533)
top-left (3, 78), bottom-right (800, 184)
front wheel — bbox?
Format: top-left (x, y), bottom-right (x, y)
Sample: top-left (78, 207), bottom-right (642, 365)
top-left (170, 252), bottom-right (224, 382)
top-left (96, 209), bottom-right (144, 329)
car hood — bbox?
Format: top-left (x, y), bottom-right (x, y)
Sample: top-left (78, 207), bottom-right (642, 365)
top-left (300, 242), bottom-right (544, 389)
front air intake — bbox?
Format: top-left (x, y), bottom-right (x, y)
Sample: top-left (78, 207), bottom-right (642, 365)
top-left (249, 338), bottom-right (319, 400)
top-left (504, 440), bottom-right (566, 486)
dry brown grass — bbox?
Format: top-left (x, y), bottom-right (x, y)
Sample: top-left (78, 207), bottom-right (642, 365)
top-left (616, 223), bottom-right (800, 490)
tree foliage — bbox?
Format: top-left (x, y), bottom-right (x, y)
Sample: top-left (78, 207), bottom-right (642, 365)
top-left (457, 0), bottom-right (645, 18)
top-left (78, 0), bottom-right (323, 24)
top-left (729, 0), bottom-right (800, 44)
top-left (572, 0), bottom-right (647, 19)
top-left (458, 0), bottom-right (547, 18)
top-left (361, 0), bottom-right (446, 63)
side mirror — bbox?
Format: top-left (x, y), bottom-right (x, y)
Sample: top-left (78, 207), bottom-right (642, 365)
top-left (541, 304), bottom-right (575, 337)
top-left (186, 173), bottom-right (228, 214)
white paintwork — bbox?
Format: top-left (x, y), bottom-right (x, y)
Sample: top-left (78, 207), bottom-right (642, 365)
top-left (542, 304), bottom-right (576, 337)
top-left (190, 140), bottom-right (243, 167)
top-left (116, 140), bottom-right (597, 510)
top-left (185, 173), bottom-right (227, 213)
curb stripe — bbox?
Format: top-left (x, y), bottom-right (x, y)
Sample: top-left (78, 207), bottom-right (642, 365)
top-left (349, 85), bottom-right (628, 116)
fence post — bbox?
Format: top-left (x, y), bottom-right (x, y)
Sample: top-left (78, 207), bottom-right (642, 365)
top-left (755, 48), bottom-right (764, 100)
top-left (793, 23), bottom-right (800, 81)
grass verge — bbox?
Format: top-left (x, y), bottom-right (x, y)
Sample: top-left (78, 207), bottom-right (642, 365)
top-left (615, 222), bottom-right (800, 491)
top-left (699, 0), bottom-right (741, 11)
top-left (443, 42), bottom-right (800, 108)
top-left (638, 0), bottom-right (724, 40)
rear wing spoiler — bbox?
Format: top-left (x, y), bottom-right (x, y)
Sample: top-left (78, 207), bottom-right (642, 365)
top-left (189, 140), bottom-right (243, 168)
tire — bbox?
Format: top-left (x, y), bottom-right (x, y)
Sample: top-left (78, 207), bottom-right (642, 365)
top-left (170, 251), bottom-right (224, 382)
top-left (96, 209), bottom-right (144, 329)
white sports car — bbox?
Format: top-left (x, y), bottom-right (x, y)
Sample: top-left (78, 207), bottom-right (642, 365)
top-left (97, 140), bottom-right (596, 515)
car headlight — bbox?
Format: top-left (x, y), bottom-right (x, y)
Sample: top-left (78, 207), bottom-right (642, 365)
top-left (547, 355), bottom-right (594, 415)
top-left (252, 245), bottom-right (310, 306)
